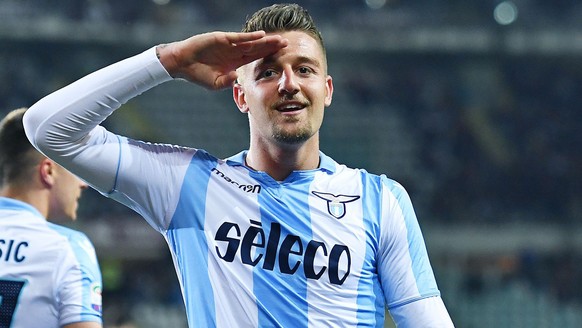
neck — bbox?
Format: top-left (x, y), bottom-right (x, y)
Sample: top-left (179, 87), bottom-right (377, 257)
top-left (1, 184), bottom-right (49, 218)
top-left (246, 137), bottom-right (320, 181)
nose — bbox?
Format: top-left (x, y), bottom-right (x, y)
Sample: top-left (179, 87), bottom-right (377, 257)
top-left (278, 68), bottom-right (299, 96)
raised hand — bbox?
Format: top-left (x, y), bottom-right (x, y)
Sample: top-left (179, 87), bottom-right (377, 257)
top-left (157, 31), bottom-right (288, 90)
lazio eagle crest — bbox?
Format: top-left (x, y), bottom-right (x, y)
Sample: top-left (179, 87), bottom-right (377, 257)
top-left (312, 191), bottom-right (360, 219)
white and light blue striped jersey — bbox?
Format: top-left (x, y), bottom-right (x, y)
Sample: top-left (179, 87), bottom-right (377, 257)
top-left (161, 149), bottom-right (443, 327)
top-left (0, 198), bottom-right (102, 328)
top-left (23, 47), bottom-right (454, 327)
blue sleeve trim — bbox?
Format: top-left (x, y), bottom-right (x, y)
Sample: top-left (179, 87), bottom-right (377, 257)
top-left (387, 292), bottom-right (442, 309)
top-left (107, 134), bottom-right (123, 194)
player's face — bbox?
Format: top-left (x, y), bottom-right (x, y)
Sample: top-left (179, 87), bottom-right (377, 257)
top-left (234, 31), bottom-right (333, 146)
top-left (50, 164), bottom-right (87, 221)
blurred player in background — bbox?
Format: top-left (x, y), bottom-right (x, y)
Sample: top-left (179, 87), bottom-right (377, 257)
top-left (24, 3), bottom-right (453, 327)
top-left (0, 108), bottom-right (102, 328)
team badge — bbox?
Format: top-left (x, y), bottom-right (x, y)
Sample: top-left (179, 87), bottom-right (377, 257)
top-left (90, 282), bottom-right (102, 313)
top-left (312, 191), bottom-right (360, 219)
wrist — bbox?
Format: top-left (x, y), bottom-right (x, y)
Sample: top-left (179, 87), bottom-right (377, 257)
top-left (155, 44), bottom-right (179, 77)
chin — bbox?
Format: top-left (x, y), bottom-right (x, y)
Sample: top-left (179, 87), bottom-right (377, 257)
top-left (273, 130), bottom-right (313, 144)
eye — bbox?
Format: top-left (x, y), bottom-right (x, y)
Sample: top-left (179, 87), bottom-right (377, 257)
top-left (298, 66), bottom-right (313, 75)
top-left (258, 69), bottom-right (278, 80)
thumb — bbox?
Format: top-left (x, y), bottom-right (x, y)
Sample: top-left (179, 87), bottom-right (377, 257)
top-left (214, 71), bottom-right (239, 90)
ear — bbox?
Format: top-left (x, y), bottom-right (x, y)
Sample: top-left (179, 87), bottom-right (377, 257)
top-left (233, 82), bottom-right (249, 113)
top-left (39, 158), bottom-right (56, 188)
top-left (324, 75), bottom-right (334, 107)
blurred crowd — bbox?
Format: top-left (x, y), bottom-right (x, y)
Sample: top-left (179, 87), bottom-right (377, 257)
top-left (331, 51), bottom-right (580, 225)
top-left (377, 56), bottom-right (581, 224)
top-left (2, 0), bottom-right (582, 28)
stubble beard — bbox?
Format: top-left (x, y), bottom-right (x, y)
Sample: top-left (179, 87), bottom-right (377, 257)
top-left (272, 121), bottom-right (313, 145)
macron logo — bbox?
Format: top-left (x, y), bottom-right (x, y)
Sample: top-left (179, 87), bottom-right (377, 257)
top-left (211, 168), bottom-right (261, 194)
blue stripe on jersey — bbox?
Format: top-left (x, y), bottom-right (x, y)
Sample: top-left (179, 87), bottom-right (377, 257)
top-left (358, 173), bottom-right (385, 328)
top-left (110, 135), bottom-right (123, 193)
top-left (252, 171), bottom-right (313, 328)
top-left (167, 150), bottom-right (217, 328)
top-left (381, 177), bottom-right (439, 298)
top-left (49, 224), bottom-right (102, 322)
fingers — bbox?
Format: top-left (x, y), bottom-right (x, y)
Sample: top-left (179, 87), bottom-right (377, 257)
top-left (237, 35), bottom-right (287, 53)
top-left (225, 31), bottom-right (288, 54)
top-left (214, 71), bottom-right (239, 90)
top-left (224, 31), bottom-right (267, 44)
top-left (224, 30), bottom-right (287, 47)
top-left (233, 35), bottom-right (288, 67)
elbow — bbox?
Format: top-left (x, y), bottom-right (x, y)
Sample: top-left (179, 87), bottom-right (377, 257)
top-left (22, 104), bottom-right (42, 149)
top-left (22, 102), bottom-right (58, 157)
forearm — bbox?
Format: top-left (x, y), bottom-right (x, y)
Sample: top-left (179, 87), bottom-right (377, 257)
top-left (23, 47), bottom-right (172, 191)
top-left (24, 46), bottom-right (171, 150)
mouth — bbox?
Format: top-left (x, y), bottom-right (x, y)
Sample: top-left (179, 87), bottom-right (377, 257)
top-left (274, 101), bottom-right (308, 113)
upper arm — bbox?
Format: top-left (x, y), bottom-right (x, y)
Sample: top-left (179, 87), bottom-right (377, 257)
top-left (377, 177), bottom-right (441, 307)
top-left (106, 139), bottom-right (196, 231)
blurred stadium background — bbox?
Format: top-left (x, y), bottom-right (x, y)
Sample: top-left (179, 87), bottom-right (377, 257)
top-left (1, 0), bottom-right (581, 327)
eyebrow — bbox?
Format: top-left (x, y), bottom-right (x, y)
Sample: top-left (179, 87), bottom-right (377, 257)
top-left (254, 55), bottom-right (322, 74)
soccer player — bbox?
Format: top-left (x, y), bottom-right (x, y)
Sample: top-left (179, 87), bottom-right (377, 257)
top-left (0, 108), bottom-right (103, 328)
top-left (23, 3), bottom-right (453, 327)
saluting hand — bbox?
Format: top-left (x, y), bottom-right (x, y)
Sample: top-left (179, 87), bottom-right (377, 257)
top-left (156, 31), bottom-right (288, 90)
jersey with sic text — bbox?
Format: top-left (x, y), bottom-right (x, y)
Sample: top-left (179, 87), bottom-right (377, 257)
top-left (0, 198), bottom-right (102, 328)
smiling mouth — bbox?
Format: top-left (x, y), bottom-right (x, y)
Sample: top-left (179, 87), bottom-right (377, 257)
top-left (275, 102), bottom-right (307, 112)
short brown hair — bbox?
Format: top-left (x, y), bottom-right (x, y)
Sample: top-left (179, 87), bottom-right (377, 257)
top-left (242, 4), bottom-right (325, 55)
top-left (0, 108), bottom-right (43, 185)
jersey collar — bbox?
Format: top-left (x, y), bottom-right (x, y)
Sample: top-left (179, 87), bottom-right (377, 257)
top-left (226, 150), bottom-right (336, 174)
top-left (0, 197), bottom-right (45, 219)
